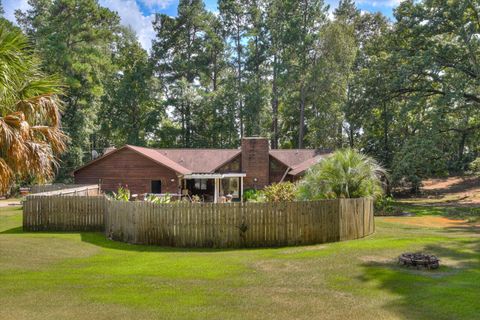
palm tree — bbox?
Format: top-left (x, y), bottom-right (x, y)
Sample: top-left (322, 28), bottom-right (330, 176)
top-left (297, 149), bottom-right (385, 199)
top-left (0, 24), bottom-right (67, 194)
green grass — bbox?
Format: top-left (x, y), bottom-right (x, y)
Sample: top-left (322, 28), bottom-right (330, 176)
top-left (1, 206), bottom-right (479, 320)
top-left (393, 202), bottom-right (480, 222)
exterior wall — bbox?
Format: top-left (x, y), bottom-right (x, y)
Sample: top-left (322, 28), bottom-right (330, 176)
top-left (241, 137), bottom-right (269, 189)
top-left (74, 148), bottom-right (179, 195)
top-left (269, 157), bottom-right (289, 184)
top-left (215, 155), bottom-right (241, 173)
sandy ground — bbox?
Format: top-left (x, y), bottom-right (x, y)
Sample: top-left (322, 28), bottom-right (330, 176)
top-left (0, 199), bottom-right (21, 207)
top-left (401, 176), bottom-right (480, 205)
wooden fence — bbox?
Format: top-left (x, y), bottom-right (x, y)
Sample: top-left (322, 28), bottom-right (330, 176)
top-left (105, 198), bottom-right (374, 248)
top-left (23, 197), bottom-right (374, 248)
top-left (30, 184), bottom-right (101, 196)
top-left (23, 196), bottom-right (106, 231)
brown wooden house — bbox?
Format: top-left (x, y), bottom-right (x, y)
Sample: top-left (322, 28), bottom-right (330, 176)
top-left (74, 137), bottom-right (330, 202)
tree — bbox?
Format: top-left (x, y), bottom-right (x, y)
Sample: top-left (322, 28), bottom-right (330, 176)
top-left (151, 0), bottom-right (212, 147)
top-left (297, 149), bottom-right (385, 200)
top-left (0, 24), bottom-right (67, 193)
top-left (99, 27), bottom-right (157, 146)
top-left (16, 0), bottom-right (120, 181)
top-left (219, 0), bottom-right (249, 138)
top-left (275, 0), bottom-right (328, 148)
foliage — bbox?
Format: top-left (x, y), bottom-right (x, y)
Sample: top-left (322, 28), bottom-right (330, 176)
top-left (112, 186), bottom-right (130, 202)
top-left (469, 158), bottom-right (480, 175)
top-left (297, 149), bottom-right (385, 200)
top-left (16, 0), bottom-right (121, 179)
top-left (99, 27), bottom-right (158, 147)
top-left (11, 0), bottom-right (480, 186)
top-left (144, 194), bottom-right (171, 204)
top-left (263, 182), bottom-right (296, 202)
top-left (0, 23), bottom-right (67, 194)
top-left (390, 135), bottom-right (448, 192)
top-left (374, 195), bottom-right (398, 216)
top-left (243, 188), bottom-right (266, 202)
top-left (191, 195), bottom-right (202, 203)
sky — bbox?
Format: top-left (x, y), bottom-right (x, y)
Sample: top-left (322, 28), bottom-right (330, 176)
top-left (2, 0), bottom-right (399, 51)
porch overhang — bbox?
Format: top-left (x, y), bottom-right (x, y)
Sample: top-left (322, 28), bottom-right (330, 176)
top-left (182, 173), bottom-right (246, 179)
top-left (181, 173), bottom-right (246, 203)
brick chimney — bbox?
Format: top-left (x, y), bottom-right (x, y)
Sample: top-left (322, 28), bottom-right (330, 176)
top-left (241, 137), bottom-right (270, 189)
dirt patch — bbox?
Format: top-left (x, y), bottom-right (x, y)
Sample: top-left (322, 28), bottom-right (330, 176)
top-left (380, 216), bottom-right (480, 229)
top-left (419, 176), bottom-right (480, 204)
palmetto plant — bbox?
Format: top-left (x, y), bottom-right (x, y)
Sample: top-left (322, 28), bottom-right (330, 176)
top-left (297, 149), bottom-right (385, 200)
top-left (0, 24), bottom-right (67, 193)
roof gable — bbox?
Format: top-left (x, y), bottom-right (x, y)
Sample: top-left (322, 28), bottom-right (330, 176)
top-left (269, 149), bottom-right (330, 168)
top-left (73, 145), bottom-right (192, 175)
top-left (153, 149), bottom-right (241, 173)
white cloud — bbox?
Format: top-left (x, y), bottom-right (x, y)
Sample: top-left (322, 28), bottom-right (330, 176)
top-left (3, 0), bottom-right (30, 22)
top-left (356, 0), bottom-right (400, 7)
top-left (2, 0), bottom-right (156, 52)
top-left (138, 0), bottom-right (175, 8)
top-left (100, 0), bottom-right (156, 51)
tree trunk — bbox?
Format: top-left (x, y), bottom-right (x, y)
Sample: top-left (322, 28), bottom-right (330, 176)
top-left (271, 55), bottom-right (279, 149)
top-left (298, 81), bottom-right (306, 148)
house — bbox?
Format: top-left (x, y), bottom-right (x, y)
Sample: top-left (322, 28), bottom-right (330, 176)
top-left (74, 137), bottom-right (330, 202)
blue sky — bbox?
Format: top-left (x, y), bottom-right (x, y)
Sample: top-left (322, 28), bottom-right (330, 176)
top-left (3, 0), bottom-right (398, 51)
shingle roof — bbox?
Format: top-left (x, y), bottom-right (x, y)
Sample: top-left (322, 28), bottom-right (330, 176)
top-left (74, 143), bottom-right (330, 177)
top-left (269, 149), bottom-right (329, 168)
top-left (287, 155), bottom-right (327, 176)
top-left (153, 149), bottom-right (241, 173)
top-left (127, 145), bottom-right (192, 175)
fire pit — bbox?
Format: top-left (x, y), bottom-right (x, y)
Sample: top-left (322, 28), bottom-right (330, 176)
top-left (398, 252), bottom-right (440, 269)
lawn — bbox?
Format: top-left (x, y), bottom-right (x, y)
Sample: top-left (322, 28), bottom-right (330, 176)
top-left (0, 206), bottom-right (479, 320)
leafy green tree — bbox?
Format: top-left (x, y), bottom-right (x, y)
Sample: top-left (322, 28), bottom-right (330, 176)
top-left (16, 0), bottom-right (120, 180)
top-left (282, 0), bottom-right (328, 148)
top-left (219, 0), bottom-right (249, 138)
top-left (151, 0), bottom-right (212, 147)
top-left (297, 149), bottom-right (385, 199)
top-left (99, 27), bottom-right (157, 146)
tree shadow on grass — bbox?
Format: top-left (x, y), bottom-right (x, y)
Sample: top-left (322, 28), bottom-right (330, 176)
top-left (1, 225), bottom-right (276, 253)
top-left (79, 232), bottom-right (251, 253)
top-left (0, 226), bottom-right (23, 234)
top-left (358, 228), bottom-right (480, 320)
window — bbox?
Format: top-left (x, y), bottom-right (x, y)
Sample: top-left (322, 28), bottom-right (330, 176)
top-left (194, 179), bottom-right (207, 190)
top-left (221, 178), bottom-right (239, 198)
top-left (151, 180), bottom-right (162, 193)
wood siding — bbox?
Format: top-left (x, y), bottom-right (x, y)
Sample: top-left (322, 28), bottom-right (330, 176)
top-left (74, 148), bottom-right (179, 194)
top-left (269, 156), bottom-right (289, 184)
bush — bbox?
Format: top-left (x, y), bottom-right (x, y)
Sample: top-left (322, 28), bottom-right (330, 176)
top-left (297, 149), bottom-right (385, 200)
top-left (263, 182), bottom-right (296, 202)
top-left (112, 186), bottom-right (130, 201)
top-left (243, 188), bottom-right (266, 202)
top-left (374, 195), bottom-right (398, 216)
top-left (469, 157), bottom-right (480, 175)
top-left (145, 194), bottom-right (171, 204)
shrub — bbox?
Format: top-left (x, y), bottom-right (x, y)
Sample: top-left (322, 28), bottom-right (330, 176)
top-left (112, 186), bottom-right (130, 201)
top-left (243, 188), bottom-right (266, 202)
top-left (191, 195), bottom-right (202, 203)
top-left (374, 195), bottom-right (398, 216)
top-left (263, 182), bottom-right (296, 202)
top-left (145, 194), bottom-right (171, 204)
top-left (297, 149), bottom-right (385, 200)
top-left (469, 157), bottom-right (480, 175)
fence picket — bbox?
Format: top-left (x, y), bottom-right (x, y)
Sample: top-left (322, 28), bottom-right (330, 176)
top-left (23, 197), bottom-right (374, 248)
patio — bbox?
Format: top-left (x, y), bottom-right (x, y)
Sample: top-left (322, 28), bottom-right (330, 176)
top-left (181, 173), bottom-right (246, 203)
